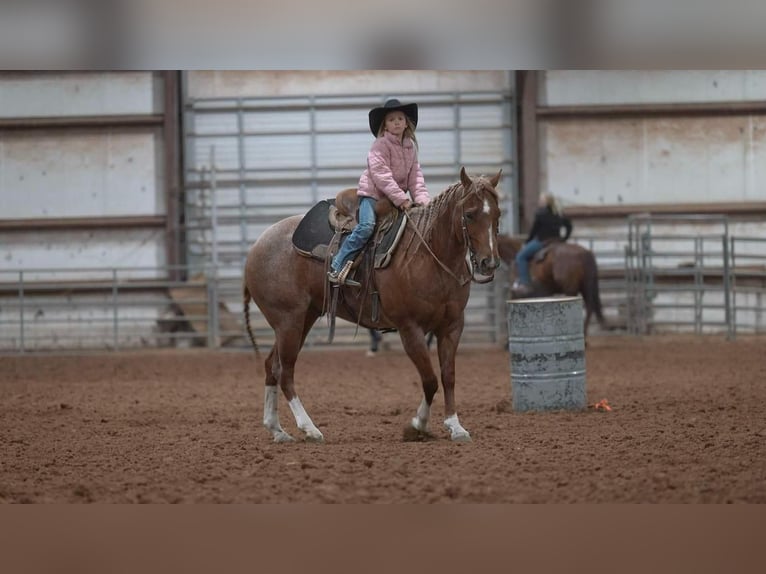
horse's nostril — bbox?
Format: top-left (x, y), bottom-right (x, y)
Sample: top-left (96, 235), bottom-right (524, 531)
top-left (480, 258), bottom-right (499, 272)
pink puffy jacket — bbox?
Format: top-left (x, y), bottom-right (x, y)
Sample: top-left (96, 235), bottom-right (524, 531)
top-left (357, 131), bottom-right (430, 208)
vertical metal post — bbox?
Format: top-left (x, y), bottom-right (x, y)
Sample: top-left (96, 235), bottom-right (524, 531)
top-left (722, 230), bottom-right (733, 340)
top-left (209, 147), bottom-right (220, 348)
top-left (237, 98), bottom-right (249, 263)
top-left (694, 236), bottom-right (702, 334)
top-left (506, 73), bottom-right (519, 236)
top-left (309, 96), bottom-right (319, 205)
top-left (19, 271), bottom-right (25, 352)
top-left (163, 71), bottom-right (182, 281)
top-left (730, 236), bottom-right (737, 337)
top-left (453, 93), bottom-right (461, 177)
top-left (112, 268), bottom-right (119, 350)
top-left (638, 225), bottom-right (653, 335)
top-left (181, 72), bottom-right (194, 279)
top-left (210, 147), bottom-right (219, 270)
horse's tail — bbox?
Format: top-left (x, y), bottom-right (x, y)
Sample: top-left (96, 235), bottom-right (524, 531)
top-left (583, 252), bottom-right (606, 327)
top-left (243, 283), bottom-right (263, 368)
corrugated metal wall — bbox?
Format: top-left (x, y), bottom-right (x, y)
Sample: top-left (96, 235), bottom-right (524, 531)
top-left (0, 72), bottom-right (180, 350)
top-left (0, 72), bottom-right (168, 273)
top-left (540, 70), bottom-right (766, 210)
top-left (532, 70), bottom-right (766, 334)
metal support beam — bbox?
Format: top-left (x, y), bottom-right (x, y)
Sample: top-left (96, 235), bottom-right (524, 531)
top-left (163, 71), bottom-right (183, 280)
top-left (537, 101), bottom-right (766, 120)
top-left (0, 215), bottom-right (166, 232)
top-left (517, 71), bottom-right (540, 233)
top-left (0, 115), bottom-right (163, 130)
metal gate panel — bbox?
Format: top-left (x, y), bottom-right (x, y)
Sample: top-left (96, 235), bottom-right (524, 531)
top-left (183, 86), bottom-right (516, 346)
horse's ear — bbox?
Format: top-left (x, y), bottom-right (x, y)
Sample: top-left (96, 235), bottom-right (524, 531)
top-left (460, 166), bottom-right (472, 189)
top-left (489, 169), bottom-right (502, 189)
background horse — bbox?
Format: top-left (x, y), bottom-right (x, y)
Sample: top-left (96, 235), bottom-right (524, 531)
top-left (498, 234), bottom-right (607, 337)
top-left (244, 168), bottom-right (502, 443)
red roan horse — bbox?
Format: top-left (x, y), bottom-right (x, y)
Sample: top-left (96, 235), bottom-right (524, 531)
top-left (244, 168), bottom-right (502, 443)
top-left (498, 234), bottom-right (607, 337)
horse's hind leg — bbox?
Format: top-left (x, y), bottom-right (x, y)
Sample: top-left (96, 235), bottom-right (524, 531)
top-left (263, 346), bottom-right (296, 443)
top-left (275, 311), bottom-right (324, 442)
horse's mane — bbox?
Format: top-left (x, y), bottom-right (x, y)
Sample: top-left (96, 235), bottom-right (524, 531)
top-left (408, 176), bottom-right (500, 244)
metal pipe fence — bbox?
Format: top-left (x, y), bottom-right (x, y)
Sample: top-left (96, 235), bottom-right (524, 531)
top-left (625, 214), bottom-right (766, 338)
top-left (1, 226), bottom-right (762, 353)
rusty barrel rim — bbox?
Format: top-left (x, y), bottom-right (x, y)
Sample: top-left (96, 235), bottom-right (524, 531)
top-left (507, 295), bottom-right (583, 305)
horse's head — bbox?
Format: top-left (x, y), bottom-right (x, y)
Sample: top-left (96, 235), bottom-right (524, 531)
top-left (458, 167), bottom-right (502, 283)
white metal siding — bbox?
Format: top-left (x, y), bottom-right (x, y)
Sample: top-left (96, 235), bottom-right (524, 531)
top-left (1, 129), bottom-right (163, 218)
top-left (0, 72), bottom-right (165, 274)
top-left (0, 72), bottom-right (159, 117)
top-left (542, 71), bottom-right (766, 106)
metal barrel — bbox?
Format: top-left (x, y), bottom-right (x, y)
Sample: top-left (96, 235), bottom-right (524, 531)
top-left (507, 295), bottom-right (586, 412)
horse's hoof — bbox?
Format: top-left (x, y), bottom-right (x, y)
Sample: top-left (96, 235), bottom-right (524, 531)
top-left (273, 431), bottom-right (296, 443)
top-left (410, 417), bottom-right (428, 432)
top-left (304, 432), bottom-right (324, 443)
top-left (402, 424), bottom-right (435, 442)
top-left (451, 431), bottom-right (472, 443)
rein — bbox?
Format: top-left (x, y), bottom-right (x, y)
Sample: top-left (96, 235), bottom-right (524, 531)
top-left (404, 188), bottom-right (491, 287)
top-left (405, 214), bottom-right (472, 286)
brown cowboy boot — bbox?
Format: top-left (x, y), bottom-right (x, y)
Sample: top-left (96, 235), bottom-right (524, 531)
top-left (327, 260), bottom-right (361, 287)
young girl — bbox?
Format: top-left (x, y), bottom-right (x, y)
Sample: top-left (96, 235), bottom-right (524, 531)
top-left (328, 99), bottom-right (431, 287)
top-left (513, 192), bottom-right (573, 296)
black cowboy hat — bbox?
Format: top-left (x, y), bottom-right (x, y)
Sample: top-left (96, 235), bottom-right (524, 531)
top-left (368, 99), bottom-right (418, 136)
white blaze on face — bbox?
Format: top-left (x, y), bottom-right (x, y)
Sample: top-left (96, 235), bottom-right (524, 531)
top-left (483, 199), bottom-right (495, 258)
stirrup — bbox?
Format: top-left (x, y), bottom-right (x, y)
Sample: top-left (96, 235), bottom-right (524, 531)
top-left (328, 261), bottom-right (361, 287)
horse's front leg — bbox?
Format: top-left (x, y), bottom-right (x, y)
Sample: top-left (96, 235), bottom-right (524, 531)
top-left (398, 325), bottom-right (439, 436)
top-left (437, 322), bottom-right (472, 442)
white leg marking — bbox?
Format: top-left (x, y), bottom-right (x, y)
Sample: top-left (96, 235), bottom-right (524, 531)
top-left (288, 396), bottom-right (324, 442)
top-left (444, 413), bottom-right (472, 442)
top-left (411, 398), bottom-right (431, 432)
top-left (263, 386), bottom-right (294, 442)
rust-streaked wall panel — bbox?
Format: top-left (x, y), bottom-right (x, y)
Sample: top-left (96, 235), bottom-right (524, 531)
top-left (541, 115), bottom-right (766, 208)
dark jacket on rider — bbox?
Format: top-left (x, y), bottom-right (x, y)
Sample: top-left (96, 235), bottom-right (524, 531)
top-left (527, 207), bottom-right (572, 242)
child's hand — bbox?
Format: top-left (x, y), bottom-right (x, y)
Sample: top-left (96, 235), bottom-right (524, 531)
top-left (401, 200), bottom-right (413, 211)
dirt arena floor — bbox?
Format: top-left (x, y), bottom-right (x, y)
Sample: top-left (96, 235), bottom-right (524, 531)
top-left (1, 335), bottom-right (765, 503)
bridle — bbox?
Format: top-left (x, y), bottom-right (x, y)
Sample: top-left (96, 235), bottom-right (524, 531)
top-left (460, 184), bottom-right (498, 284)
top-left (461, 211), bottom-right (494, 285)
top-left (406, 181), bottom-right (498, 286)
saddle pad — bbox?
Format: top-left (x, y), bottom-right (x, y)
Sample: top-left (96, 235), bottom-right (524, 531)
top-left (292, 199), bottom-right (335, 256)
top-left (292, 198), bottom-right (407, 270)
top-left (373, 211), bottom-right (406, 268)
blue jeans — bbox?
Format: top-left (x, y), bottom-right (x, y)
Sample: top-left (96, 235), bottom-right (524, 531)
top-left (515, 238), bottom-right (543, 285)
top-left (331, 197), bottom-right (376, 272)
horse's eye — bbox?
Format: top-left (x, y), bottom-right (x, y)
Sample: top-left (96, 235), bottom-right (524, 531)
top-left (464, 212), bottom-right (475, 221)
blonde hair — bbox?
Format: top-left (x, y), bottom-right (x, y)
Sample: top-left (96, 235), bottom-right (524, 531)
top-left (377, 114), bottom-right (419, 149)
top-left (541, 192), bottom-right (562, 216)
